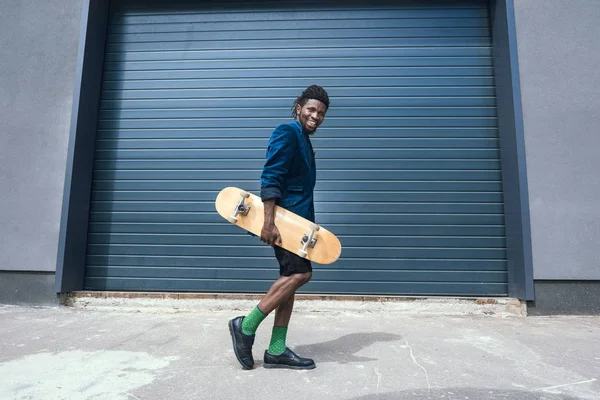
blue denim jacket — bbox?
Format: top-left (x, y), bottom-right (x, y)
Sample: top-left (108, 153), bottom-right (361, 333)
top-left (260, 120), bottom-right (316, 222)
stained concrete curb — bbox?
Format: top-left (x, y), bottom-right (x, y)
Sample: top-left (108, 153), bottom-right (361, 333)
top-left (65, 292), bottom-right (527, 317)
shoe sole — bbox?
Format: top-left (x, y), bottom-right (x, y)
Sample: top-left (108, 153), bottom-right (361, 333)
top-left (263, 363), bottom-right (316, 370)
top-left (228, 319), bottom-right (253, 370)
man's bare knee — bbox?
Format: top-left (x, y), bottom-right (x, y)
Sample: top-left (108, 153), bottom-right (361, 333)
top-left (293, 272), bottom-right (312, 287)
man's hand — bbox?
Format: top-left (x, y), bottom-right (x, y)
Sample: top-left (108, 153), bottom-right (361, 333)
top-left (260, 223), bottom-right (282, 247)
top-left (261, 198), bottom-right (282, 247)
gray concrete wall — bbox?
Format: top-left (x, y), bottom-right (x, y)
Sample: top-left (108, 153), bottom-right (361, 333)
top-left (0, 271), bottom-right (59, 305)
top-left (0, 0), bottom-right (82, 272)
top-left (514, 0), bottom-right (600, 279)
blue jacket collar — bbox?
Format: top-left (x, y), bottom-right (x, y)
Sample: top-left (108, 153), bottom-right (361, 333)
top-left (291, 119), bottom-right (302, 133)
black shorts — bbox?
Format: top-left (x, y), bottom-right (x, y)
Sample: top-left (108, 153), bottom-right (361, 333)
top-left (274, 246), bottom-right (312, 276)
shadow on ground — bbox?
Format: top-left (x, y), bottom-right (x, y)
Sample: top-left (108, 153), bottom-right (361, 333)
top-left (292, 332), bottom-right (403, 364)
top-left (350, 388), bottom-right (582, 400)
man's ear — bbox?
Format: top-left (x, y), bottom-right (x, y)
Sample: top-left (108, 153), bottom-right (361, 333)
top-left (295, 104), bottom-right (301, 117)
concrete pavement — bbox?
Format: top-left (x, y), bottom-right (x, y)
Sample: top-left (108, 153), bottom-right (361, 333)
top-left (0, 300), bottom-right (599, 400)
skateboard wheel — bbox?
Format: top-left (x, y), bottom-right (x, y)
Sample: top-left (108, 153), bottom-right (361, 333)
top-left (309, 223), bottom-right (320, 232)
top-left (298, 250), bottom-right (307, 258)
top-left (240, 190), bottom-right (250, 198)
top-left (227, 216), bottom-right (238, 224)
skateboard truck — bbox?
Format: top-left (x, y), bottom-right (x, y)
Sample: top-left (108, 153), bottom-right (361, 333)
top-left (298, 223), bottom-right (320, 258)
top-left (228, 190), bottom-right (251, 223)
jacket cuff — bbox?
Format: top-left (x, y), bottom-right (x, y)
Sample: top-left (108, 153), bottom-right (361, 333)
top-left (261, 186), bottom-right (281, 201)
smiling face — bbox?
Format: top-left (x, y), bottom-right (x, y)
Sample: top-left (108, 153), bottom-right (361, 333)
top-left (295, 99), bottom-right (328, 134)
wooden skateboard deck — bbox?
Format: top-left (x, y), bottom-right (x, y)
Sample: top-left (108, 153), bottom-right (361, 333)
top-left (215, 187), bottom-right (341, 264)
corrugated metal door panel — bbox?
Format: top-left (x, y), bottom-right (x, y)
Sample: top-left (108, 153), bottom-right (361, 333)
top-left (84, 0), bottom-right (508, 296)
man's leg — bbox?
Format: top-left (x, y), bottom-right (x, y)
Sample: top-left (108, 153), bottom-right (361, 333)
top-left (238, 272), bottom-right (309, 336)
top-left (228, 272), bottom-right (310, 370)
top-left (258, 273), bottom-right (310, 315)
top-left (261, 249), bottom-right (315, 369)
top-left (274, 293), bottom-right (295, 327)
top-left (267, 293), bottom-right (295, 356)
top-left (263, 281), bottom-right (316, 369)
top-left (229, 248), bottom-right (313, 370)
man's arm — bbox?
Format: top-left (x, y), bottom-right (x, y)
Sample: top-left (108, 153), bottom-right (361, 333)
top-left (260, 198), bottom-right (282, 246)
top-left (259, 125), bottom-right (296, 247)
top-left (260, 125), bottom-right (296, 202)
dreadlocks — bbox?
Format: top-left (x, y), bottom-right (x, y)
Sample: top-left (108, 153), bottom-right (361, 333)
top-left (290, 85), bottom-right (330, 118)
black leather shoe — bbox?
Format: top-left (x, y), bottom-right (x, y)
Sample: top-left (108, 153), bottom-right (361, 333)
top-left (228, 316), bottom-right (255, 369)
top-left (263, 347), bottom-right (316, 370)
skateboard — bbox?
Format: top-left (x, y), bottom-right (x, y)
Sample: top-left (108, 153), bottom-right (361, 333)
top-left (215, 187), bottom-right (341, 264)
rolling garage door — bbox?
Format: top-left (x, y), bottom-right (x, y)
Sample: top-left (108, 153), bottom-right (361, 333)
top-left (85, 0), bottom-right (508, 296)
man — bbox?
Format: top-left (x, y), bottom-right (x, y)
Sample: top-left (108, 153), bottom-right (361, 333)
top-left (228, 85), bottom-right (330, 370)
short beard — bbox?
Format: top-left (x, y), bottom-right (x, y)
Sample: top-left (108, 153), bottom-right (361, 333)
top-left (302, 127), bottom-right (316, 136)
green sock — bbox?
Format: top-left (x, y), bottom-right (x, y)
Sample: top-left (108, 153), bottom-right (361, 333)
top-left (268, 326), bottom-right (288, 355)
top-left (241, 306), bottom-right (267, 336)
